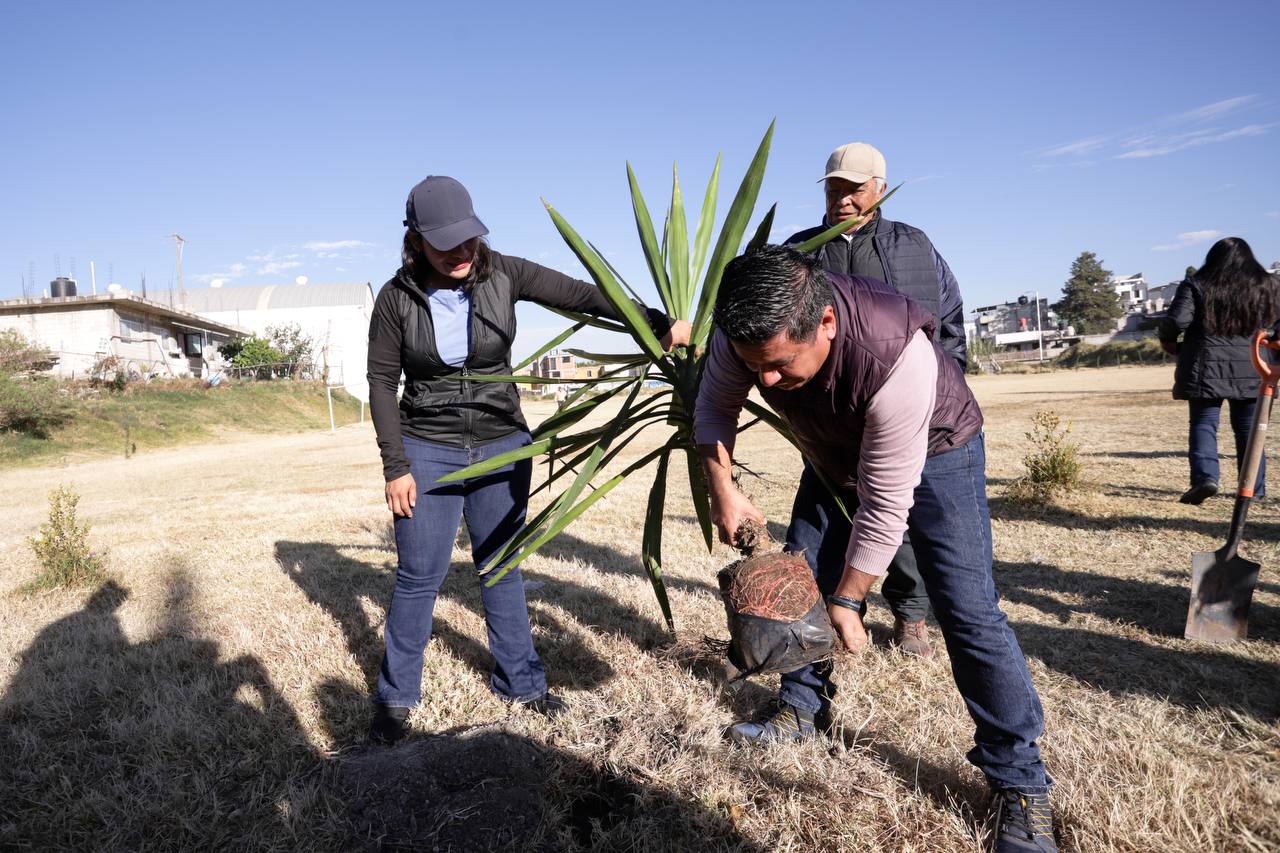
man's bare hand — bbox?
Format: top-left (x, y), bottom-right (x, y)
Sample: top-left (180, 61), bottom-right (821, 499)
top-left (661, 319), bottom-right (693, 351)
top-left (828, 602), bottom-right (869, 653)
top-left (711, 488), bottom-right (765, 547)
top-left (385, 473), bottom-right (417, 518)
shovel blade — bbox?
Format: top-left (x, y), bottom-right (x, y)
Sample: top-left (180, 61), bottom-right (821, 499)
top-left (1185, 549), bottom-right (1261, 642)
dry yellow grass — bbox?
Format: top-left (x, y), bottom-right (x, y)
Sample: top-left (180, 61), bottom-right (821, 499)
top-left (1, 364), bottom-right (1277, 851)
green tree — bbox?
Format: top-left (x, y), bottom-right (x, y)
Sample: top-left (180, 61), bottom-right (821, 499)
top-left (1054, 251), bottom-right (1121, 334)
top-left (266, 323), bottom-right (315, 378)
top-left (1185, 265), bottom-right (1198, 281)
top-left (229, 336), bottom-right (283, 379)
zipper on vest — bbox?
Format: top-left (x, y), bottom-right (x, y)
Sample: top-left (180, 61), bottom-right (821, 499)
top-left (460, 366), bottom-right (473, 449)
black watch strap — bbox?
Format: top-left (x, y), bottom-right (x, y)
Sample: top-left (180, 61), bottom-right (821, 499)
top-left (825, 594), bottom-right (865, 613)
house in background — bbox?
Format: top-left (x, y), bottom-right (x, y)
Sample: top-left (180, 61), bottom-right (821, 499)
top-left (1111, 273), bottom-right (1148, 313)
top-left (182, 282), bottom-right (374, 400)
top-left (0, 287), bottom-right (242, 380)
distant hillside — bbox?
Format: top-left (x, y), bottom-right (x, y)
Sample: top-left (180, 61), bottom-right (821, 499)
top-left (0, 380), bottom-right (363, 467)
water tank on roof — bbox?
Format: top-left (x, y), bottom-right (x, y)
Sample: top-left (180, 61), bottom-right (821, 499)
top-left (50, 277), bottom-right (77, 297)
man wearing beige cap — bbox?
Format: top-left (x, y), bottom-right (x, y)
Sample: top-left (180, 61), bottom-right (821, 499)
top-left (778, 141), bottom-right (967, 669)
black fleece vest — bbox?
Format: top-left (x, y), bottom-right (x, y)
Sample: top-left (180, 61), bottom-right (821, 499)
top-left (393, 267), bottom-right (527, 447)
top-left (757, 273), bottom-right (983, 491)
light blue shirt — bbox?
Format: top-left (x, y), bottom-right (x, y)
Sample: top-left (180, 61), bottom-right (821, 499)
top-left (426, 286), bottom-right (471, 367)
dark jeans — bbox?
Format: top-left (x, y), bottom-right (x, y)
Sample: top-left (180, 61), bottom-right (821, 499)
top-left (376, 430), bottom-right (547, 707)
top-left (1188, 398), bottom-right (1266, 496)
top-left (789, 462), bottom-right (930, 622)
top-left (781, 435), bottom-right (1050, 793)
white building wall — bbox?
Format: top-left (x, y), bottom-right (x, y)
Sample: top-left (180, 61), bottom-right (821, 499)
top-left (195, 302), bottom-right (373, 399)
top-left (0, 307), bottom-right (115, 378)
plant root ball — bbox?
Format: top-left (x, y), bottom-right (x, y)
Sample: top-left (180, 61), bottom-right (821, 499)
top-left (719, 552), bottom-right (819, 622)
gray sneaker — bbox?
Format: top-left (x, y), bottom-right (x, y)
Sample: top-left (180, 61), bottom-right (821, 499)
top-left (727, 700), bottom-right (819, 744)
top-left (992, 789), bottom-right (1057, 852)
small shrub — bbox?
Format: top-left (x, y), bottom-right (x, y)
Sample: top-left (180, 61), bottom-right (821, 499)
top-left (28, 485), bottom-right (106, 589)
top-left (1006, 410), bottom-right (1082, 504)
top-left (0, 373), bottom-right (71, 437)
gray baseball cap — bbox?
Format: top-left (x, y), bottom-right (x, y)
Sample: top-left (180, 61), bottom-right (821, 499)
top-left (404, 175), bottom-right (489, 251)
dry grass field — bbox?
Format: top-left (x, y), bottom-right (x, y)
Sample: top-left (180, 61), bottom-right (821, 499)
top-left (1, 364), bottom-right (1277, 852)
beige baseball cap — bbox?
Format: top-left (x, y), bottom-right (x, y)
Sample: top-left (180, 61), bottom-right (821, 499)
top-left (820, 142), bottom-right (886, 184)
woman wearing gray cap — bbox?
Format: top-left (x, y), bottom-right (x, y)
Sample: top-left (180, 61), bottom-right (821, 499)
top-left (365, 175), bottom-right (689, 744)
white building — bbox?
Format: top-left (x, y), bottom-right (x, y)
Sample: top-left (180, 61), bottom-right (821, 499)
top-left (0, 290), bottom-right (242, 380)
top-left (1110, 273), bottom-right (1148, 313)
top-left (183, 282), bottom-right (374, 400)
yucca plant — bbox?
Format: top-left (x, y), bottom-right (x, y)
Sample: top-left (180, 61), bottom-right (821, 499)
top-left (441, 122), bottom-right (898, 631)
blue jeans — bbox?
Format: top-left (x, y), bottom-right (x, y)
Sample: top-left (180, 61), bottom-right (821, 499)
top-left (782, 435), bottom-right (1050, 793)
top-left (1188, 398), bottom-right (1266, 496)
top-left (376, 430), bottom-right (548, 707)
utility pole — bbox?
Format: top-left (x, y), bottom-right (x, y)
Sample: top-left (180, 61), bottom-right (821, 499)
top-left (1035, 290), bottom-right (1044, 362)
top-left (169, 233), bottom-right (186, 310)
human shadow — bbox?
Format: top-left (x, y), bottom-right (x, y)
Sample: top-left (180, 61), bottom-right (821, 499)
top-left (994, 559), bottom-right (1279, 642)
top-left (318, 680), bottom-right (768, 852)
top-left (1012, 618), bottom-right (1280, 723)
top-left (1083, 450), bottom-right (1185, 459)
top-left (0, 574), bottom-right (325, 850)
top-left (538, 530), bottom-right (720, 597)
top-left (277, 537), bottom-right (691, 694)
top-left (988, 497), bottom-right (1280, 541)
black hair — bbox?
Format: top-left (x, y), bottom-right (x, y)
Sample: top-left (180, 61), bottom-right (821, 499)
top-left (713, 244), bottom-right (832, 344)
top-left (1197, 237), bottom-right (1280, 337)
top-left (400, 231), bottom-right (492, 291)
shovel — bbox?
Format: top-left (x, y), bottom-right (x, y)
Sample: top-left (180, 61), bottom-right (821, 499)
top-left (1185, 329), bottom-right (1280, 642)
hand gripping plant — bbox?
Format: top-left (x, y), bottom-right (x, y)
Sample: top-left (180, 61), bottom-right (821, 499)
top-left (441, 122), bottom-right (897, 631)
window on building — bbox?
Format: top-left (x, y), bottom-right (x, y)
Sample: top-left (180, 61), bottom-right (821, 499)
top-left (184, 333), bottom-right (204, 357)
top-left (119, 314), bottom-right (147, 340)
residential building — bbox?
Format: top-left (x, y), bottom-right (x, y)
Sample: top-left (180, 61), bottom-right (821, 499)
top-left (1111, 273), bottom-right (1148, 313)
top-left (530, 349), bottom-right (577, 381)
top-left (0, 288), bottom-right (242, 380)
top-left (971, 297), bottom-right (1056, 339)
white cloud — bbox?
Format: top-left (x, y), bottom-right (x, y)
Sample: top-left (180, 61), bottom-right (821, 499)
top-left (305, 240), bottom-right (372, 251)
top-left (191, 261), bottom-right (248, 285)
top-left (1035, 95), bottom-right (1269, 163)
top-left (258, 260), bottom-right (303, 275)
top-left (1265, 211), bottom-right (1280, 220)
top-left (1117, 124), bottom-right (1272, 159)
top-left (1151, 230), bottom-right (1221, 252)
top-left (1173, 95), bottom-right (1258, 123)
top-left (230, 262), bottom-right (246, 274)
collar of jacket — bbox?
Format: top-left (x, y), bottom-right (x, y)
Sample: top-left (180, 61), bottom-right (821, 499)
top-left (822, 209), bottom-right (881, 240)
top-left (811, 272), bottom-right (859, 393)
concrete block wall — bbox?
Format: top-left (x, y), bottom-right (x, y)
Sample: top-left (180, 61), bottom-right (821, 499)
top-left (0, 307), bottom-right (114, 378)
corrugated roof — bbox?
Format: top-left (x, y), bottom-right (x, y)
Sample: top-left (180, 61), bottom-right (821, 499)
top-left (183, 282), bottom-right (372, 312)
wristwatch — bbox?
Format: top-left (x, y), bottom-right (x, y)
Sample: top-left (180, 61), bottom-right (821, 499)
top-left (825, 594), bottom-right (866, 616)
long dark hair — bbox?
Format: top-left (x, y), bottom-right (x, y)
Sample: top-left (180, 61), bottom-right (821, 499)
top-left (1198, 237), bottom-right (1280, 336)
top-left (400, 231), bottom-right (492, 291)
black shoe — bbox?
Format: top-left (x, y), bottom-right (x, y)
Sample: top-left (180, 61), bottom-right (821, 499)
top-left (727, 700), bottom-right (819, 744)
top-left (368, 704), bottom-right (410, 745)
top-left (518, 692), bottom-right (569, 718)
top-left (1179, 481), bottom-right (1219, 505)
top-left (992, 789), bottom-right (1057, 852)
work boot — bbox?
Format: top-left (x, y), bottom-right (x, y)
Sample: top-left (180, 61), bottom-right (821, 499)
top-left (992, 789), bottom-right (1057, 852)
top-left (368, 704), bottom-right (410, 746)
top-left (891, 617), bottom-right (934, 659)
top-left (727, 700), bottom-right (819, 744)
top-left (1179, 481), bottom-right (1218, 505)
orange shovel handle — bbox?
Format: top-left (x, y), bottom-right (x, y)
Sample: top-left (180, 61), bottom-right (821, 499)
top-left (1252, 329), bottom-right (1280, 395)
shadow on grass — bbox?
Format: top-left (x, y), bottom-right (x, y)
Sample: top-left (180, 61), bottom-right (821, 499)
top-left (0, 574), bottom-right (327, 850)
top-left (315, 678), bottom-right (770, 852)
top-left (275, 540), bottom-right (628, 694)
top-left (988, 496), bottom-right (1280, 541)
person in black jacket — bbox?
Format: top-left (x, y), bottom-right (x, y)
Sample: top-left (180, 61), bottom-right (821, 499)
top-left (365, 176), bottom-right (689, 744)
top-left (1158, 237), bottom-right (1280, 504)
top-left (783, 142), bottom-right (968, 661)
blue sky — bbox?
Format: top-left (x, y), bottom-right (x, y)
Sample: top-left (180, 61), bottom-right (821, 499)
top-left (3, 0), bottom-right (1277, 357)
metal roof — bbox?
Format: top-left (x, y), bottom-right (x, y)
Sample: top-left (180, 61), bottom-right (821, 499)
top-left (0, 292), bottom-right (247, 335)
top-left (182, 282), bottom-right (373, 313)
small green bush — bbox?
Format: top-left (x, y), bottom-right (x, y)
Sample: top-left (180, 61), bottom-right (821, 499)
top-left (1006, 410), bottom-right (1082, 504)
top-left (28, 485), bottom-right (106, 589)
top-left (0, 373), bottom-right (71, 437)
